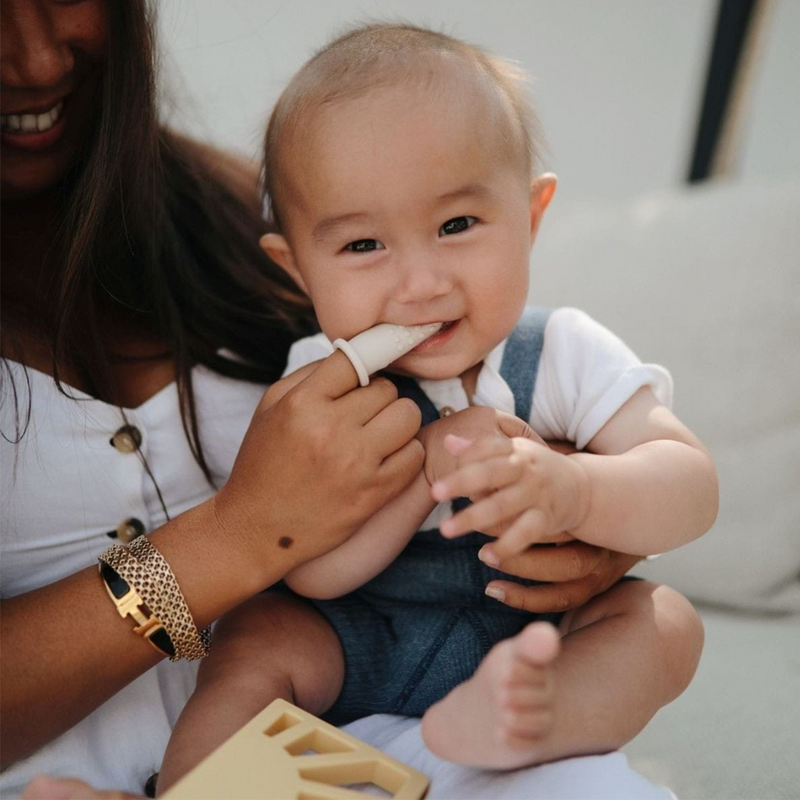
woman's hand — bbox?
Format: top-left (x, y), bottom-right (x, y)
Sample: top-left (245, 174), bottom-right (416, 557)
top-left (480, 541), bottom-right (642, 613)
top-left (213, 351), bottom-right (424, 572)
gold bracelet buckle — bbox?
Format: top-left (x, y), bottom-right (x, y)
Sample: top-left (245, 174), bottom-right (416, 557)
top-left (99, 561), bottom-right (176, 658)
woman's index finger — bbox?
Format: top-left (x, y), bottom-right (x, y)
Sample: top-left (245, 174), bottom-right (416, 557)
top-left (300, 349), bottom-right (361, 400)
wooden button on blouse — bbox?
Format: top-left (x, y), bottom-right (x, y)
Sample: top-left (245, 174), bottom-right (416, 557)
top-left (439, 406), bottom-right (456, 418)
top-left (110, 425), bottom-right (142, 453)
top-left (108, 518), bottom-right (146, 544)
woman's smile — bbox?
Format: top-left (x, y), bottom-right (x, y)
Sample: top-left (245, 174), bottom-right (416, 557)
top-left (1, 99), bottom-right (66, 150)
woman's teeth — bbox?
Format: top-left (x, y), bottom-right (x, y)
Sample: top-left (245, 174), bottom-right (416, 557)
top-left (1, 101), bottom-right (64, 134)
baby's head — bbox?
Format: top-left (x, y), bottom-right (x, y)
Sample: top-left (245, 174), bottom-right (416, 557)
top-left (261, 23), bottom-right (556, 381)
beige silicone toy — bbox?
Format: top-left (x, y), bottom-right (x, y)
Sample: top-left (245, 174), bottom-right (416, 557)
top-left (333, 323), bottom-right (443, 386)
top-left (161, 698), bottom-right (429, 800)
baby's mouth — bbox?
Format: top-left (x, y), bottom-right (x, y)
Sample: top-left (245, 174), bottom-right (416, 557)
top-left (410, 318), bottom-right (460, 352)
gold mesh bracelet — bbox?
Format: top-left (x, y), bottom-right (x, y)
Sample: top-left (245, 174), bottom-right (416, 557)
top-left (127, 536), bottom-right (211, 661)
top-left (98, 544), bottom-right (175, 659)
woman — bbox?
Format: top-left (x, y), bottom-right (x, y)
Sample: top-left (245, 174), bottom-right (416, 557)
top-left (0, 2), bottom-right (639, 797)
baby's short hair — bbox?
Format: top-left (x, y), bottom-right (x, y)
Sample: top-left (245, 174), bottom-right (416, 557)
top-left (262, 22), bottom-right (543, 231)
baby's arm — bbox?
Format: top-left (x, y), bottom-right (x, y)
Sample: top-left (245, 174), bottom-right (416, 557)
top-left (435, 386), bottom-right (718, 559)
top-left (567, 386), bottom-right (718, 554)
top-left (285, 470), bottom-right (435, 598)
top-left (285, 405), bottom-right (538, 598)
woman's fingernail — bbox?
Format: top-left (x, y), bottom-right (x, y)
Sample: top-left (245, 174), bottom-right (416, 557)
top-left (485, 585), bottom-right (506, 602)
top-left (440, 519), bottom-right (454, 536)
top-left (432, 481), bottom-right (448, 501)
top-left (478, 546), bottom-right (499, 567)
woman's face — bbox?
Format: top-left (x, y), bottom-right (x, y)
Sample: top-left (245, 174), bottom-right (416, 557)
top-left (0, 0), bottom-right (108, 200)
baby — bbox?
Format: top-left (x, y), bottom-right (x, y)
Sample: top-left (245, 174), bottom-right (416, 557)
top-left (158, 23), bottom-right (716, 789)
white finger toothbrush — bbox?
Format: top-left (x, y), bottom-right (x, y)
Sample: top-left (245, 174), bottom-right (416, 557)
top-left (333, 322), bottom-right (443, 386)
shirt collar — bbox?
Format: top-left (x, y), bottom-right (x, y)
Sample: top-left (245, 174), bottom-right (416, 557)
top-left (417, 338), bottom-right (515, 415)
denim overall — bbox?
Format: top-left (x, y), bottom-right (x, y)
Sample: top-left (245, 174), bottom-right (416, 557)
top-left (313, 308), bottom-right (562, 725)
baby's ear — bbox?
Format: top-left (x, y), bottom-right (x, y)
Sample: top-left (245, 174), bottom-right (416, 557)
top-left (529, 173), bottom-right (557, 242)
top-left (260, 233), bottom-right (307, 293)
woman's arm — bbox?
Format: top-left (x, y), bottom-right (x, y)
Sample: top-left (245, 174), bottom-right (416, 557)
top-left (1, 352), bottom-right (423, 769)
top-left (286, 471), bottom-right (435, 598)
top-left (0, 501), bottom-right (274, 771)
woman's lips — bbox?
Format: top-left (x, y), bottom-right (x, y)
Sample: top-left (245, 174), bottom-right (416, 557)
top-left (411, 319), bottom-right (461, 353)
top-left (1, 100), bottom-right (66, 151)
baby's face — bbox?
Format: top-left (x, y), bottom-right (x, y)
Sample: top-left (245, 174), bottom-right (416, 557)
top-left (265, 80), bottom-right (551, 381)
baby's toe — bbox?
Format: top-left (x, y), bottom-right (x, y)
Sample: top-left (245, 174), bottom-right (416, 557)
top-left (515, 621), bottom-right (560, 668)
top-left (501, 708), bottom-right (554, 745)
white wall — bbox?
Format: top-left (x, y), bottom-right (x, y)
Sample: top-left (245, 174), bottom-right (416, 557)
top-left (157, 0), bottom-right (799, 223)
top-left (740, 0), bottom-right (800, 182)
top-left (157, 0), bottom-right (720, 222)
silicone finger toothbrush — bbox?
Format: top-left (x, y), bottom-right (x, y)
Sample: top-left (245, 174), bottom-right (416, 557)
top-left (333, 322), bottom-right (443, 386)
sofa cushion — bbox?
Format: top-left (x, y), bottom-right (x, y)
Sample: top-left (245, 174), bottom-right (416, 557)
top-left (531, 180), bottom-right (800, 612)
top-left (623, 608), bottom-right (800, 799)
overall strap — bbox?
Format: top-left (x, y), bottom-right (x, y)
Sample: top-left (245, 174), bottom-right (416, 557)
top-left (499, 306), bottom-right (553, 423)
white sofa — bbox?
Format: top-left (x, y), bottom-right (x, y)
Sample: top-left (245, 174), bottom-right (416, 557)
top-left (532, 179), bottom-right (800, 800)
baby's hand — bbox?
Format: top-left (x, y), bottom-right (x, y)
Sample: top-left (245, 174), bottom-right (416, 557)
top-left (432, 436), bottom-right (591, 561)
top-left (417, 407), bottom-right (545, 487)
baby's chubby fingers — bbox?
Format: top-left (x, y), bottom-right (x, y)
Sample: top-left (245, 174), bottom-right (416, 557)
top-left (433, 434), bottom-right (518, 501)
top-left (431, 455), bottom-right (522, 503)
top-left (447, 433), bottom-right (515, 464)
top-left (440, 483), bottom-right (530, 538)
top-left (487, 508), bottom-right (552, 562)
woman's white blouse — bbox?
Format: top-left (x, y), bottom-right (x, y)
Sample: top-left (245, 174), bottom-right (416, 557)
top-left (0, 362), bottom-right (267, 798)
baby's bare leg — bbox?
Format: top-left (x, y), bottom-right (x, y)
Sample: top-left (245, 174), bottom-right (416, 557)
top-left (157, 593), bottom-right (343, 795)
top-left (421, 581), bottom-right (703, 769)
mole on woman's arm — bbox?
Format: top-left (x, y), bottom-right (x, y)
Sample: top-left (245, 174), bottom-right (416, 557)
top-left (278, 536), bottom-right (293, 549)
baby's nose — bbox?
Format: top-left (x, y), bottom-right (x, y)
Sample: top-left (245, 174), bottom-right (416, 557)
top-left (393, 259), bottom-right (453, 304)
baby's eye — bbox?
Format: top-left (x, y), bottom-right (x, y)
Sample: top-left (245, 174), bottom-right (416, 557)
top-left (439, 216), bottom-right (478, 236)
top-left (344, 239), bottom-right (385, 253)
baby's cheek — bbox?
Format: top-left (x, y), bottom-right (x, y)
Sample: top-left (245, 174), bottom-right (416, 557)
top-left (313, 286), bottom-right (380, 342)
top-left (477, 290), bottom-right (526, 345)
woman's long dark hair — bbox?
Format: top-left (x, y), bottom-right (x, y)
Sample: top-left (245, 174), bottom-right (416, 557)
top-left (7, 1), bottom-right (315, 482)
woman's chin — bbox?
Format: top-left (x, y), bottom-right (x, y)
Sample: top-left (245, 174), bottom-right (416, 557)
top-left (1, 153), bottom-right (72, 200)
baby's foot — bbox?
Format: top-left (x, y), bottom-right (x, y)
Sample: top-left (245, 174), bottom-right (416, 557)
top-left (421, 621), bottom-right (560, 769)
